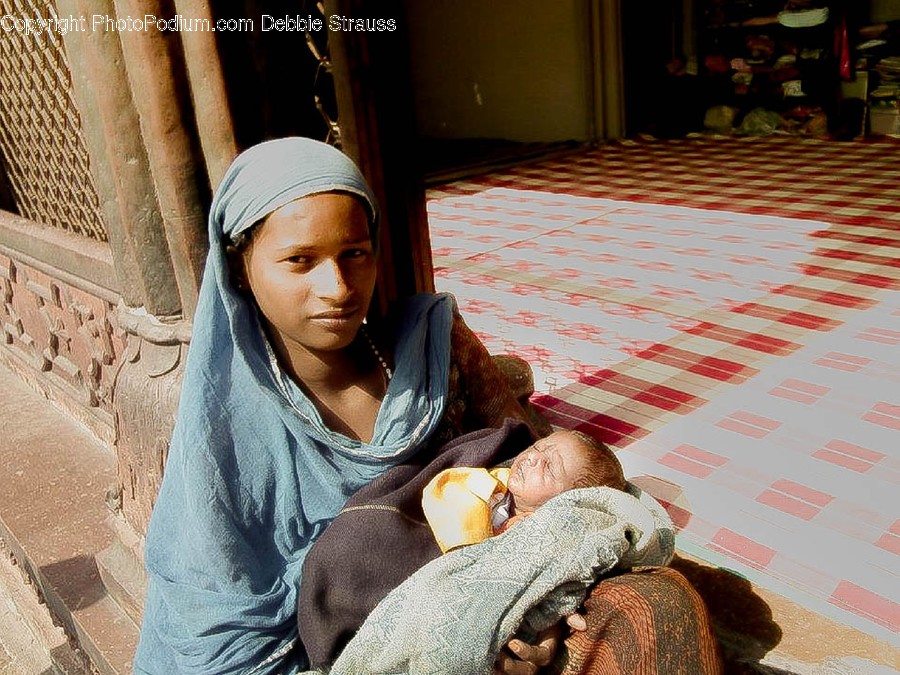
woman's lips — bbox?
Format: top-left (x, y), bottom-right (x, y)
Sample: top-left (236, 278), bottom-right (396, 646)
top-left (311, 307), bottom-right (358, 319)
top-left (309, 307), bottom-right (360, 329)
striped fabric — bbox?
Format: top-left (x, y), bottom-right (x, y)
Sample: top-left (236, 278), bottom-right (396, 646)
top-left (551, 566), bottom-right (723, 675)
top-left (427, 135), bottom-right (900, 645)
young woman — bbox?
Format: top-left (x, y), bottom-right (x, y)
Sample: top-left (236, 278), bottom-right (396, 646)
top-left (133, 138), bottom-right (722, 675)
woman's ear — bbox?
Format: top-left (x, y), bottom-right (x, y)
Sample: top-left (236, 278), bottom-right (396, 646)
top-left (225, 244), bottom-right (250, 293)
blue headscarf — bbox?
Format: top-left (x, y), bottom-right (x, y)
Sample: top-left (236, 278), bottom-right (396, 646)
top-left (134, 138), bottom-right (453, 674)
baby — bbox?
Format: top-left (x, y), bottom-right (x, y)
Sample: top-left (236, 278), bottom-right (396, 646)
top-left (423, 429), bottom-right (625, 553)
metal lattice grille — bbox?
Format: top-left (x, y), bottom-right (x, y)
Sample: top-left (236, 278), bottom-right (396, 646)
top-left (0, 0), bottom-right (107, 241)
top-left (303, 0), bottom-right (340, 147)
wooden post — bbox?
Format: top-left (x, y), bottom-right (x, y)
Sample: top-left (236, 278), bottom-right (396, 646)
top-left (327, 0), bottom-right (434, 316)
top-left (173, 0), bottom-right (239, 190)
top-left (113, 0), bottom-right (209, 320)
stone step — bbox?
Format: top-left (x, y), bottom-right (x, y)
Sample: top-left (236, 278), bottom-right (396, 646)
top-left (0, 360), bottom-right (138, 675)
top-left (0, 541), bottom-right (88, 675)
top-left (95, 537), bottom-right (146, 631)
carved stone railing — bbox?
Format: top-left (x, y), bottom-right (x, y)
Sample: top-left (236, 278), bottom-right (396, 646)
top-left (0, 214), bottom-right (122, 445)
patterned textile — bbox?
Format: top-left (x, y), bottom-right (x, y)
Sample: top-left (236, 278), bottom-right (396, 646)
top-left (318, 485), bottom-right (675, 675)
top-left (551, 566), bottom-right (723, 675)
top-left (421, 466), bottom-right (511, 553)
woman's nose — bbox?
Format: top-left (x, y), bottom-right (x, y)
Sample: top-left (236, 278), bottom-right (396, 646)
top-left (311, 259), bottom-right (349, 300)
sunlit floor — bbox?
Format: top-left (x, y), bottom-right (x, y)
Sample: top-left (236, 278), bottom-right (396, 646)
top-left (426, 135), bottom-right (900, 646)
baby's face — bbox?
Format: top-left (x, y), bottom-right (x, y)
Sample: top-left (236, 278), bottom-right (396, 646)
top-left (507, 431), bottom-right (596, 514)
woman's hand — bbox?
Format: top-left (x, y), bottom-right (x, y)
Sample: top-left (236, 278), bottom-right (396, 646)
top-left (493, 623), bottom-right (561, 675)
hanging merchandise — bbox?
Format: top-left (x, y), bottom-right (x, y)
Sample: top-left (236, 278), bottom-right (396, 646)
top-left (704, 105), bottom-right (739, 133)
top-left (834, 16), bottom-right (852, 81)
top-left (739, 107), bottom-right (784, 135)
top-left (777, 7), bottom-right (829, 29)
top-left (783, 80), bottom-right (806, 97)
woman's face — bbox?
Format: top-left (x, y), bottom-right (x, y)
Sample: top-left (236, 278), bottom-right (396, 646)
top-left (239, 193), bottom-right (377, 354)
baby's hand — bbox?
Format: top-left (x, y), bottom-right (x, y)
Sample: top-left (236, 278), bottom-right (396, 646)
top-left (566, 611), bottom-right (587, 632)
top-left (494, 623), bottom-right (561, 675)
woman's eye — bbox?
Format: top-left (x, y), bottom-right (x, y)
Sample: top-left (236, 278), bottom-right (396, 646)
top-left (286, 255), bottom-right (312, 267)
top-left (343, 248), bottom-right (370, 259)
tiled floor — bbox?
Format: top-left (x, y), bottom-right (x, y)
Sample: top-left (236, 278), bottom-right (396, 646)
top-left (426, 135), bottom-right (900, 647)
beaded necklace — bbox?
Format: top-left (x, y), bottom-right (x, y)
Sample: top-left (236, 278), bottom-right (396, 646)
top-left (360, 325), bottom-right (393, 383)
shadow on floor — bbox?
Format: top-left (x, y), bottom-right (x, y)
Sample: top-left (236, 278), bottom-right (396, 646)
top-left (671, 555), bottom-right (791, 675)
top-left (40, 554), bottom-right (106, 612)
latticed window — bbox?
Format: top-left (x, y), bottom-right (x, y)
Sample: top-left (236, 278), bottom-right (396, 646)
top-left (0, 0), bottom-right (107, 241)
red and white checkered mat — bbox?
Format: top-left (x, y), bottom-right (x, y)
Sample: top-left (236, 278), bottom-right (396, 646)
top-left (427, 135), bottom-right (900, 644)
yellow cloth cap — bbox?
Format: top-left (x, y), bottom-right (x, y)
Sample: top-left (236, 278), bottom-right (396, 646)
top-left (422, 467), bottom-right (510, 553)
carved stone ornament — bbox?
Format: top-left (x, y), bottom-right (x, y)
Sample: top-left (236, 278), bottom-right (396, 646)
top-left (112, 303), bottom-right (191, 536)
top-left (0, 253), bottom-right (124, 438)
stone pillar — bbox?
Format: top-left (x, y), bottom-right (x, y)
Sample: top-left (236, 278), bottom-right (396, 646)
top-left (58, 0), bottom-right (182, 317)
top-left (111, 311), bottom-right (190, 538)
top-left (174, 0), bottom-right (239, 189)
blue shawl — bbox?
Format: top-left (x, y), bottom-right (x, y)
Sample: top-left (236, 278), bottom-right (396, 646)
top-left (134, 138), bottom-right (454, 674)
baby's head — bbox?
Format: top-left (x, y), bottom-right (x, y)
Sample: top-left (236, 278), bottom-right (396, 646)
top-left (507, 430), bottom-right (625, 516)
